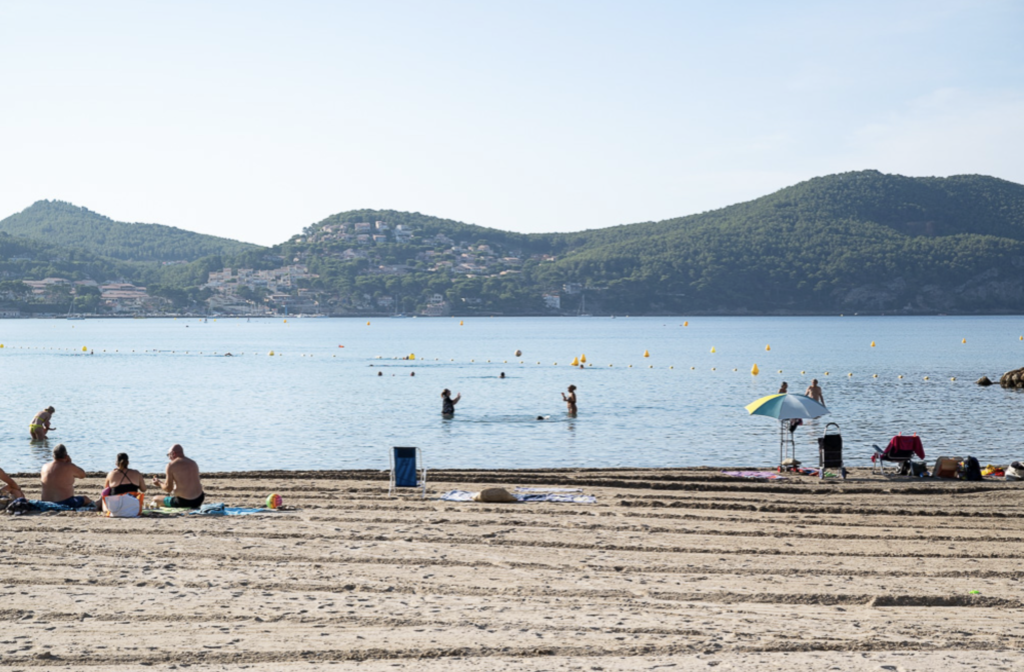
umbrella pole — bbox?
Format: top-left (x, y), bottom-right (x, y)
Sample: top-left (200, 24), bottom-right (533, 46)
top-left (779, 419), bottom-right (796, 466)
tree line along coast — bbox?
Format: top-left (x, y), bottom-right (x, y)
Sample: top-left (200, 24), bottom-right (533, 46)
top-left (3, 170), bottom-right (1024, 318)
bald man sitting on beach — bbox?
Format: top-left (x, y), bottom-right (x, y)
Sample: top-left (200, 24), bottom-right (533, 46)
top-left (151, 444), bottom-right (205, 509)
top-left (40, 444), bottom-right (92, 508)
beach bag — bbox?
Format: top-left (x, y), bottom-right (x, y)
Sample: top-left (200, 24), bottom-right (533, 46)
top-left (962, 456), bottom-right (983, 481)
top-left (933, 457), bottom-right (960, 479)
top-left (103, 492), bottom-right (143, 517)
top-left (474, 488), bottom-right (517, 503)
top-left (908, 461), bottom-right (929, 477)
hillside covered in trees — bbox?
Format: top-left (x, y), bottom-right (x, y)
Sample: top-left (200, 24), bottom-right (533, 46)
top-left (3, 171), bottom-right (1024, 315)
top-left (0, 200), bottom-right (262, 262)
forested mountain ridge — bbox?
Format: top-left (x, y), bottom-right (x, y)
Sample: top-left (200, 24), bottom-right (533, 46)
top-left (4, 171), bottom-right (1024, 315)
top-left (283, 171), bottom-right (1024, 314)
top-left (0, 200), bottom-right (262, 262)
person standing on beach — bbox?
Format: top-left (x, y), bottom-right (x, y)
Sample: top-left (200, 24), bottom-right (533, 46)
top-left (151, 444), bottom-right (205, 508)
top-left (805, 379), bottom-right (824, 405)
top-left (441, 389), bottom-right (461, 418)
top-left (561, 385), bottom-right (578, 417)
top-left (40, 444), bottom-right (91, 507)
top-left (30, 406), bottom-right (56, 441)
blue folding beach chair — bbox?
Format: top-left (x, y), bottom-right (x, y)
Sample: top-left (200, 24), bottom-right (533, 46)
top-left (389, 446), bottom-right (426, 498)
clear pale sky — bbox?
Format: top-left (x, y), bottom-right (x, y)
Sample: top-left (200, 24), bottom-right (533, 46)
top-left (1, 1), bottom-right (1021, 245)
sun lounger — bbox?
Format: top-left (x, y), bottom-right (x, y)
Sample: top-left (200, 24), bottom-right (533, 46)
top-left (389, 446), bottom-right (426, 498)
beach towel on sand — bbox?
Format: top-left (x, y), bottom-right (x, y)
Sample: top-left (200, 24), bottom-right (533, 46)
top-left (189, 502), bottom-right (288, 516)
top-left (23, 499), bottom-right (97, 513)
top-left (721, 471), bottom-right (787, 481)
top-left (440, 490), bottom-right (596, 504)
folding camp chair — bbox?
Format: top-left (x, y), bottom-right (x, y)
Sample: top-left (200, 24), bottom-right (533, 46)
top-left (388, 446), bottom-right (426, 498)
top-left (817, 422), bottom-right (846, 479)
top-left (872, 434), bottom-right (925, 474)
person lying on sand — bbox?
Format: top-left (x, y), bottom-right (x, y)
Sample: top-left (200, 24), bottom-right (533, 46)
top-left (30, 406), bottom-right (56, 441)
top-left (0, 466), bottom-right (25, 500)
top-left (151, 444), bottom-right (205, 508)
top-left (40, 444), bottom-right (92, 508)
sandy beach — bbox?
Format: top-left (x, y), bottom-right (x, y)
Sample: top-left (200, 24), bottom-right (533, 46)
top-left (2, 467), bottom-right (1023, 671)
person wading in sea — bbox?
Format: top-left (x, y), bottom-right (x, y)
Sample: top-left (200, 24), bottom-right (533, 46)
top-left (805, 379), bottom-right (825, 405)
top-left (561, 385), bottom-right (578, 417)
top-left (441, 389), bottom-right (461, 419)
top-left (30, 406), bottom-right (56, 441)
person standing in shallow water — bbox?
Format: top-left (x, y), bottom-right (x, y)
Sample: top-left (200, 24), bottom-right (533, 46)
top-left (561, 385), bottom-right (578, 417)
top-left (441, 389), bottom-right (461, 418)
top-left (30, 406), bottom-right (56, 441)
top-left (778, 382), bottom-right (788, 394)
top-left (805, 379), bottom-right (824, 405)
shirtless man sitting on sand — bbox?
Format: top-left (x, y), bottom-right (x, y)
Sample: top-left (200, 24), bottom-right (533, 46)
top-left (30, 406), bottom-right (56, 441)
top-left (151, 444), bottom-right (205, 508)
top-left (40, 444), bottom-right (92, 508)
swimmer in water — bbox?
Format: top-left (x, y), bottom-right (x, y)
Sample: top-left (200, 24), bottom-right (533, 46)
top-left (561, 385), bottom-right (577, 417)
top-left (499, 372), bottom-right (506, 379)
top-left (441, 389), bottom-right (461, 418)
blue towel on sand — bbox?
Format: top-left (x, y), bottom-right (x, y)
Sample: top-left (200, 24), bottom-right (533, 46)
top-left (189, 502), bottom-right (278, 516)
top-left (28, 499), bottom-right (96, 513)
top-left (440, 490), bottom-right (596, 504)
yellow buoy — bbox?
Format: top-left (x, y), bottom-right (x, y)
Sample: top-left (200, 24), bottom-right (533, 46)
top-left (628, 364), bottom-right (632, 368)
top-left (711, 367), bottom-right (715, 371)
top-left (847, 373), bottom-right (852, 377)
top-left (283, 319), bottom-right (287, 323)
top-left (571, 357), bottom-right (579, 366)
top-left (765, 344), bottom-right (771, 351)
top-left (751, 363), bottom-right (759, 375)
top-left (962, 338), bottom-right (966, 344)
top-left (871, 341), bottom-right (875, 347)
top-left (683, 321), bottom-right (688, 326)
top-left (268, 350), bottom-right (274, 356)
top-left (0, 344), bottom-right (3, 348)
top-left (924, 376), bottom-right (930, 380)
top-left (410, 353), bottom-right (416, 360)
top-left (824, 371), bottom-right (829, 376)
top-left (873, 374), bottom-right (878, 378)
top-left (898, 375), bottom-right (904, 379)
top-left (643, 350), bottom-right (650, 358)
top-left (801, 370), bottom-right (805, 374)
top-left (459, 320), bottom-right (464, 326)
top-left (609, 364), bottom-right (613, 367)
top-left (777, 369), bottom-right (782, 374)
top-left (710, 346), bottom-right (716, 353)
top-left (950, 377), bottom-right (956, 381)
top-left (82, 346), bottom-right (87, 352)
top-left (367, 321), bottom-right (370, 325)
top-left (690, 366), bottom-right (695, 370)
top-left (580, 354), bottom-right (587, 363)
top-left (649, 365), bottom-right (653, 368)
top-left (732, 368), bottom-right (737, 371)
top-left (670, 366), bottom-right (674, 369)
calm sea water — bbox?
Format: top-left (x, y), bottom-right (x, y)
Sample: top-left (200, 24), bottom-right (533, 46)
top-left (1, 316), bottom-right (1022, 474)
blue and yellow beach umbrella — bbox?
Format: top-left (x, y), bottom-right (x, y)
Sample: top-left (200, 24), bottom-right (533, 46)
top-left (745, 393), bottom-right (829, 420)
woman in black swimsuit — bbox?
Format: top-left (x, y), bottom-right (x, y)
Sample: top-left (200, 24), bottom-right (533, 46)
top-left (101, 453), bottom-right (147, 498)
top-left (441, 389), bottom-right (461, 418)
